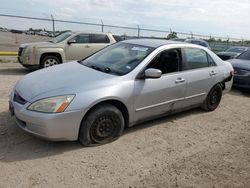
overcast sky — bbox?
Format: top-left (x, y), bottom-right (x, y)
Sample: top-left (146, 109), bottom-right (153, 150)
top-left (1, 0), bottom-right (250, 39)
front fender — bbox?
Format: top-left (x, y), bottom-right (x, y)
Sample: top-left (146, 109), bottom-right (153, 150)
top-left (36, 48), bottom-right (66, 64)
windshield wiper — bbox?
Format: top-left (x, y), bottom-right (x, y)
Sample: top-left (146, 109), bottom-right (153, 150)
top-left (104, 67), bottom-right (111, 73)
top-left (104, 67), bottom-right (123, 76)
top-left (91, 65), bottom-right (103, 72)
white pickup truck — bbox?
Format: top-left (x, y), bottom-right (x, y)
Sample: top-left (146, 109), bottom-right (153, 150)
top-left (18, 32), bottom-right (123, 69)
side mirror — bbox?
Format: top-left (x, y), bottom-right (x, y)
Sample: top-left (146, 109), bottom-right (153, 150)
top-left (67, 39), bottom-right (76, 45)
top-left (144, 68), bottom-right (162, 79)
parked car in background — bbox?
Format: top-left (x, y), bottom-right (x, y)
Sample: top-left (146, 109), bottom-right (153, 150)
top-left (10, 29), bottom-right (23, 34)
top-left (228, 49), bottom-right (250, 89)
top-left (170, 38), bottom-right (186, 42)
top-left (17, 31), bottom-right (122, 69)
top-left (25, 30), bottom-right (35, 35)
top-left (185, 39), bottom-right (211, 50)
top-left (0, 27), bottom-right (8, 32)
top-left (38, 31), bottom-right (48, 36)
top-left (10, 39), bottom-right (233, 146)
top-left (217, 46), bottom-right (248, 60)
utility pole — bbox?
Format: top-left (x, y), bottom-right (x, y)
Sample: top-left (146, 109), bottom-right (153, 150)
top-left (51, 14), bottom-right (55, 37)
top-left (137, 24), bottom-right (140, 38)
top-left (101, 19), bottom-right (104, 32)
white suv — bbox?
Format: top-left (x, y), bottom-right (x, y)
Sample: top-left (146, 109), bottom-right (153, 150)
top-left (18, 32), bottom-right (123, 69)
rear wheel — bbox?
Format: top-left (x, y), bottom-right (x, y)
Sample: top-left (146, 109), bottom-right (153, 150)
top-left (202, 84), bottom-right (222, 111)
top-left (79, 103), bottom-right (124, 146)
top-left (40, 56), bottom-right (60, 68)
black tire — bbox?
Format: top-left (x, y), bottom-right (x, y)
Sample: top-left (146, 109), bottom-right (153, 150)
top-left (79, 103), bottom-right (125, 146)
top-left (40, 56), bottom-right (60, 68)
top-left (202, 84), bottom-right (222, 111)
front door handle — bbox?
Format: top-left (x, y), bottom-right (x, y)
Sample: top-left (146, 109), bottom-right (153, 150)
top-left (85, 45), bottom-right (90, 48)
top-left (210, 70), bottom-right (217, 76)
top-left (175, 77), bottom-right (186, 84)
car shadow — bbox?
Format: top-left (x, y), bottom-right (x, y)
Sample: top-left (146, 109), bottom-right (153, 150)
top-left (124, 108), bottom-right (205, 135)
top-left (0, 110), bottom-right (82, 163)
top-left (0, 108), bottom-right (206, 163)
top-left (230, 87), bottom-right (250, 97)
top-left (0, 67), bottom-right (32, 76)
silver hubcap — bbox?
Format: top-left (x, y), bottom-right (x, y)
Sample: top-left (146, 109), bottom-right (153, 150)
top-left (44, 58), bottom-right (58, 68)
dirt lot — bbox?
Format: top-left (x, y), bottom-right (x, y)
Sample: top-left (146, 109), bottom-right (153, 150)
top-left (0, 62), bottom-right (250, 188)
top-left (0, 32), bottom-right (48, 52)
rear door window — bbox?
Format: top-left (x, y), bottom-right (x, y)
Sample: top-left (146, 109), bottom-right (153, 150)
top-left (183, 48), bottom-right (209, 70)
top-left (90, 34), bottom-right (110, 43)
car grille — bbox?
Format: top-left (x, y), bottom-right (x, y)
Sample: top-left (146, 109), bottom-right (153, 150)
top-left (18, 47), bottom-right (23, 56)
top-left (234, 68), bottom-right (249, 76)
top-left (14, 91), bottom-right (27, 105)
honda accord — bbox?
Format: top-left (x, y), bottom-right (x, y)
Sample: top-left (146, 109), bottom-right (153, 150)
top-left (9, 39), bottom-right (234, 146)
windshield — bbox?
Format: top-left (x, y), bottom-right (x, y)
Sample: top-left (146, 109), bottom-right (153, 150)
top-left (49, 32), bottom-right (72, 43)
top-left (236, 50), bottom-right (250, 60)
top-left (113, 35), bottom-right (124, 42)
top-left (226, 47), bottom-right (247, 53)
top-left (80, 42), bottom-right (154, 76)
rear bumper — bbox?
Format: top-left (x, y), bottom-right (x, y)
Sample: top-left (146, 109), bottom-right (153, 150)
top-left (233, 75), bottom-right (250, 89)
top-left (222, 75), bottom-right (233, 93)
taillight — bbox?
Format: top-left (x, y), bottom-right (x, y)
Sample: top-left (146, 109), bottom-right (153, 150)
top-left (230, 69), bottom-right (234, 76)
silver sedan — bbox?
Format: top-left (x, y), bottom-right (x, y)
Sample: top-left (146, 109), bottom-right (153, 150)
top-left (9, 39), bottom-right (234, 146)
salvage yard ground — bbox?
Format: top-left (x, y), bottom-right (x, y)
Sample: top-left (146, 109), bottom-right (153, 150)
top-left (0, 62), bottom-right (250, 187)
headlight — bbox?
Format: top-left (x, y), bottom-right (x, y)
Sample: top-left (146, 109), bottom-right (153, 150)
top-left (27, 95), bottom-right (75, 113)
top-left (23, 46), bottom-right (34, 54)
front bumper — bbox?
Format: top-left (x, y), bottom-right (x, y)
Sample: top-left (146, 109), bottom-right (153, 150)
top-left (233, 75), bottom-right (250, 89)
top-left (9, 92), bottom-right (84, 141)
top-left (18, 50), bottom-right (39, 69)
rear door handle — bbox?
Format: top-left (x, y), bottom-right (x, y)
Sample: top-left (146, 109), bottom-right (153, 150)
top-left (85, 45), bottom-right (90, 48)
top-left (210, 70), bottom-right (217, 76)
top-left (175, 77), bottom-right (186, 84)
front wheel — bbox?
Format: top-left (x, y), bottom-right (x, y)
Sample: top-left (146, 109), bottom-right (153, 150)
top-left (202, 84), bottom-right (222, 111)
top-left (40, 56), bottom-right (60, 68)
top-left (79, 103), bottom-right (125, 146)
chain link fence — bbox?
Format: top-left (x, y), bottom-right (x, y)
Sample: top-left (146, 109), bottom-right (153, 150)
top-left (0, 13), bottom-right (249, 52)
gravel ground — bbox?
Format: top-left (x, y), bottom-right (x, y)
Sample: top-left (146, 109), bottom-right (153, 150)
top-left (0, 63), bottom-right (250, 188)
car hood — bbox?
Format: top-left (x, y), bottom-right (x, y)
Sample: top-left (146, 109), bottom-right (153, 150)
top-left (20, 41), bottom-right (62, 48)
top-left (217, 51), bottom-right (239, 56)
top-left (15, 62), bottom-right (118, 102)
top-left (228, 59), bottom-right (250, 69)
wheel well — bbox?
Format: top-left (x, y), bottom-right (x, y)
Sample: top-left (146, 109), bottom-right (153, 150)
top-left (85, 100), bottom-right (129, 128)
top-left (219, 82), bottom-right (225, 90)
top-left (40, 53), bottom-right (62, 64)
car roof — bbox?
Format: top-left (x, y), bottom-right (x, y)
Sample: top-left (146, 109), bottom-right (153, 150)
top-left (229, 46), bottom-right (249, 49)
top-left (73, 31), bottom-right (113, 35)
top-left (122, 39), bottom-right (184, 48)
top-left (185, 38), bottom-right (207, 43)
